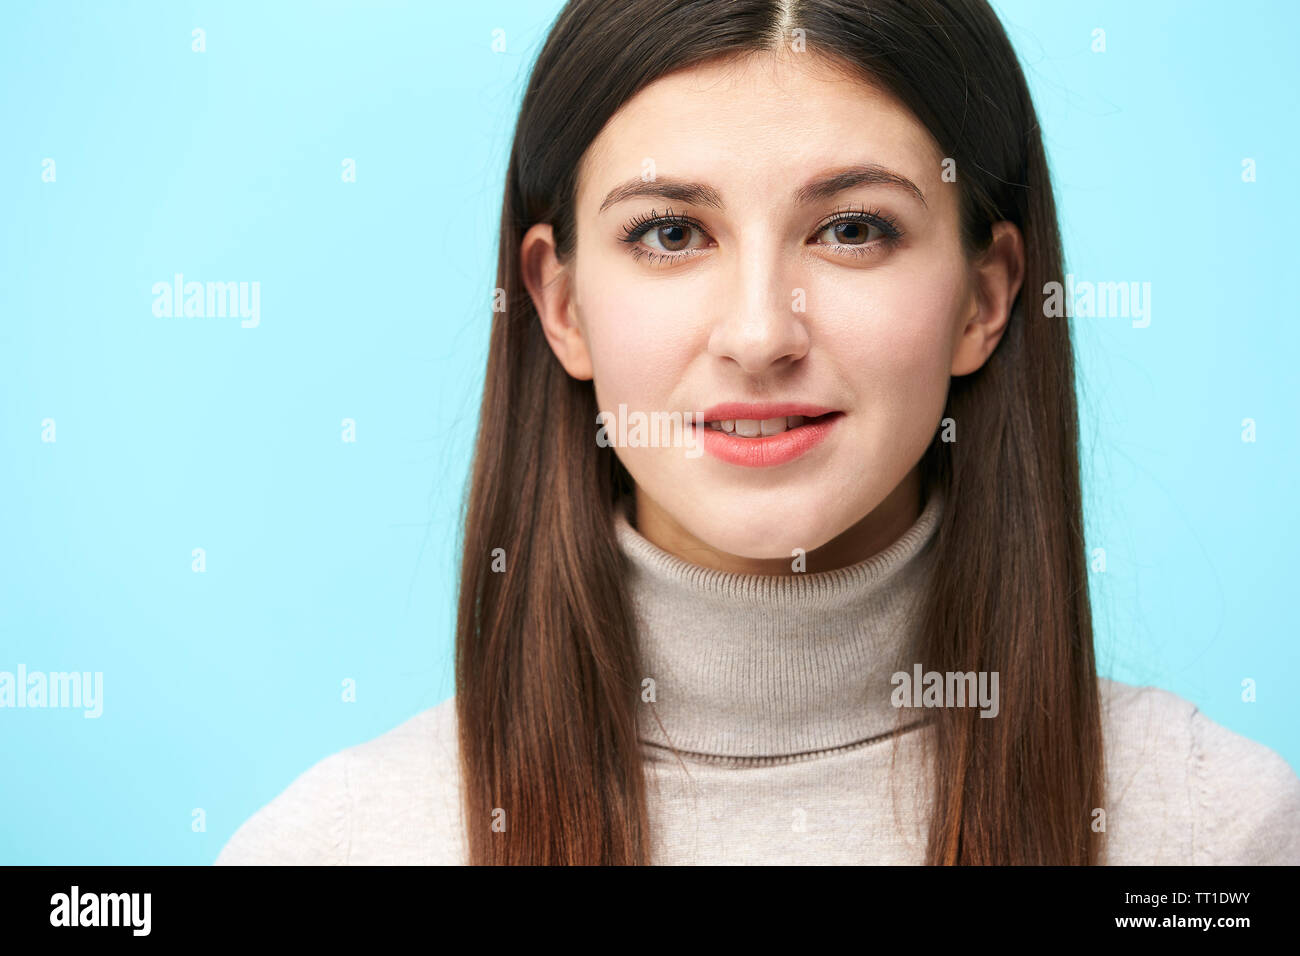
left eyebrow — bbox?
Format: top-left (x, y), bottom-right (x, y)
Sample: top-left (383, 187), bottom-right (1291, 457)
top-left (598, 162), bottom-right (928, 213)
top-left (794, 163), bottom-right (928, 208)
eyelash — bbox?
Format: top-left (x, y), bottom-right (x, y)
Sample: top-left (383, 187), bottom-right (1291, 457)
top-left (617, 204), bottom-right (904, 267)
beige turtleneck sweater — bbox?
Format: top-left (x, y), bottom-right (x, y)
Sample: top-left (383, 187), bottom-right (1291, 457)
top-left (215, 486), bottom-right (1300, 865)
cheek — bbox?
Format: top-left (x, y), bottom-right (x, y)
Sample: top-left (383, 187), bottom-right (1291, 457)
top-left (575, 272), bottom-right (698, 414)
top-left (818, 257), bottom-right (963, 413)
top-left (576, 274), bottom-right (701, 492)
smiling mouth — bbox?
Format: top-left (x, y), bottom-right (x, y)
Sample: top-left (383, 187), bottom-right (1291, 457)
top-left (702, 411), bottom-right (841, 437)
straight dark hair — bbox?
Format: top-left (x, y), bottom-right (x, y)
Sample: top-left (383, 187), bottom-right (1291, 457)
top-left (456, 0), bottom-right (1104, 864)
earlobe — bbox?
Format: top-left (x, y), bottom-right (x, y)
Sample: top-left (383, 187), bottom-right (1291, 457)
top-left (520, 222), bottom-right (594, 381)
top-left (950, 220), bottom-right (1025, 377)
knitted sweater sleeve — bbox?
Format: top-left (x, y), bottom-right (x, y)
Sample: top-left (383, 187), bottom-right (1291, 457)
top-left (210, 700), bottom-right (464, 865)
top-left (1188, 705), bottom-right (1300, 865)
top-left (214, 751), bottom-right (352, 866)
top-left (1100, 679), bottom-right (1300, 864)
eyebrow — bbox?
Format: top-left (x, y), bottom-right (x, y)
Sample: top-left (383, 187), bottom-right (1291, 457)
top-left (597, 163), bottom-right (928, 213)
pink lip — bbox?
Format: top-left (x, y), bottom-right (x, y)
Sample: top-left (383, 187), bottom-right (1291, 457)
top-left (698, 402), bottom-right (837, 422)
top-left (692, 407), bottom-right (844, 468)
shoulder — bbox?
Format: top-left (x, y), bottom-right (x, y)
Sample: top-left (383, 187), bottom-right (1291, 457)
top-left (215, 696), bottom-right (465, 865)
top-left (1097, 677), bottom-right (1300, 864)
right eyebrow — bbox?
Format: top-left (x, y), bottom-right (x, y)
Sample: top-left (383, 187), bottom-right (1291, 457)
top-left (598, 176), bottom-right (724, 213)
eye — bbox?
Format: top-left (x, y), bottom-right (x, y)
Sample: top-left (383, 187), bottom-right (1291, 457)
top-left (641, 221), bottom-right (706, 253)
top-left (616, 204), bottom-right (904, 267)
top-left (814, 219), bottom-right (885, 245)
top-left (619, 208), bottom-right (711, 265)
top-left (808, 207), bottom-right (904, 259)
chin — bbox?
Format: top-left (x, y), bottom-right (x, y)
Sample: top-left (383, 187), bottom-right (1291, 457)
top-left (690, 513), bottom-right (838, 564)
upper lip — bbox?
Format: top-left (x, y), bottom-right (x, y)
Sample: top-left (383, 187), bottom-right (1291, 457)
top-left (698, 402), bottom-right (839, 422)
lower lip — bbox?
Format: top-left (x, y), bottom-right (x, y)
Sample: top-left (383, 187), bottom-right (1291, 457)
top-left (695, 413), bottom-right (843, 468)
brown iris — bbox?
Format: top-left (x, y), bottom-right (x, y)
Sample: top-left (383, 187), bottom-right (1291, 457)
top-left (655, 224), bottom-right (691, 252)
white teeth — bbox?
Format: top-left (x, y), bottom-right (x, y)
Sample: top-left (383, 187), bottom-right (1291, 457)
top-left (707, 415), bottom-right (810, 436)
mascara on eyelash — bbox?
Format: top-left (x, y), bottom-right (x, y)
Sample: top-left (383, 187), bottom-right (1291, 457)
top-left (619, 207), bottom-right (699, 242)
top-left (620, 205), bottom-right (904, 244)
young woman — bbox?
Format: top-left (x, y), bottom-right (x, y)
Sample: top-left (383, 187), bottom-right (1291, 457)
top-left (217, 0), bottom-right (1300, 865)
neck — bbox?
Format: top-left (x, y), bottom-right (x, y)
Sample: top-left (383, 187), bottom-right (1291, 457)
top-left (613, 477), bottom-right (944, 760)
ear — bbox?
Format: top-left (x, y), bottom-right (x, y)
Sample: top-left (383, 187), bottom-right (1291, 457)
top-left (950, 220), bottom-right (1025, 377)
top-left (520, 222), bottom-right (593, 381)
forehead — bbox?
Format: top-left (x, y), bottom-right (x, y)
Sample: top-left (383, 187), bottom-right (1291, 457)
top-left (577, 51), bottom-right (944, 211)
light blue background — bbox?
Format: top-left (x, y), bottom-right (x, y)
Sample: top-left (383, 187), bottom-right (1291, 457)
top-left (1, 1), bottom-right (1295, 864)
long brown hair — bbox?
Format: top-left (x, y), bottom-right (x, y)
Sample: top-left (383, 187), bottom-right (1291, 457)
top-left (456, 0), bottom-right (1104, 865)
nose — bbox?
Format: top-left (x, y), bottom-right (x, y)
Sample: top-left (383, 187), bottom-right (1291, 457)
top-left (707, 241), bottom-right (811, 374)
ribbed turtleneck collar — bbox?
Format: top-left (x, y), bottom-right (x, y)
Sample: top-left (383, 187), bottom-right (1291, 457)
top-left (612, 483), bottom-right (944, 760)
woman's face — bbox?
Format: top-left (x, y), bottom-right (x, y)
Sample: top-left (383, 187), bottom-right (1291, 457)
top-left (526, 50), bottom-right (1019, 573)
